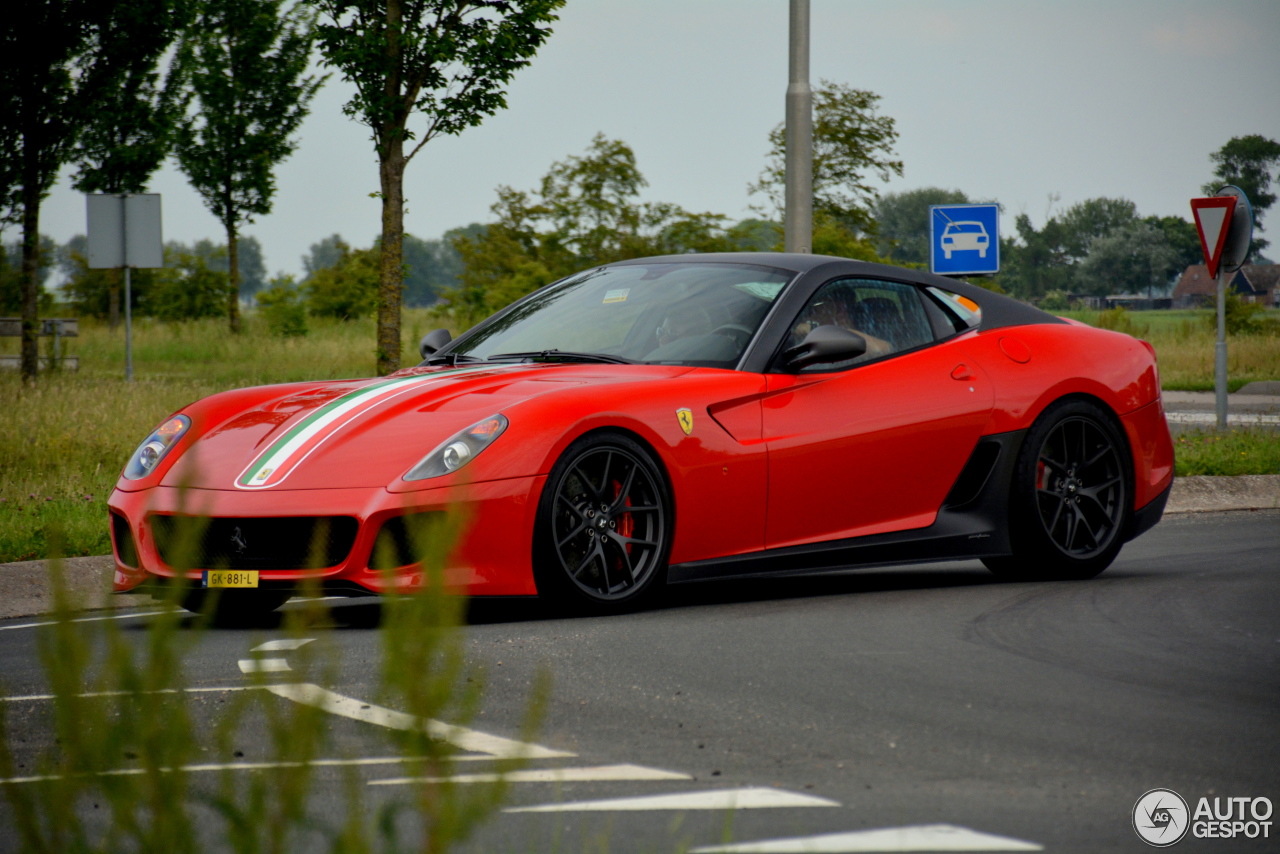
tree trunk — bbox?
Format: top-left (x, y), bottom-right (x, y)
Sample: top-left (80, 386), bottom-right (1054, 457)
top-left (226, 220), bottom-right (241, 334)
top-left (19, 138), bottom-right (41, 384)
top-left (377, 137), bottom-right (406, 376)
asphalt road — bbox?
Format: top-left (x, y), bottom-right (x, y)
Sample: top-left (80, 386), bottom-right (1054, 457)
top-left (1, 510), bottom-right (1277, 853)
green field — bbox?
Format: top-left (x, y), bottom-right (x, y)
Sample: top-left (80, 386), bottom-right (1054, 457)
top-left (1, 308), bottom-right (1277, 563)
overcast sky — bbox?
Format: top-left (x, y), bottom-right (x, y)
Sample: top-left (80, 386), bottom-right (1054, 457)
top-left (33, 0), bottom-right (1280, 278)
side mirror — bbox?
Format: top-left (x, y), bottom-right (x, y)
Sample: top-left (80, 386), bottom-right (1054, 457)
top-left (782, 325), bottom-right (867, 370)
top-left (419, 328), bottom-right (452, 359)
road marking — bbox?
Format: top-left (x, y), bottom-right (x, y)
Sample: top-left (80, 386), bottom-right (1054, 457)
top-left (689, 824), bottom-right (1043, 852)
top-left (265, 683), bottom-right (574, 759)
top-left (239, 658), bottom-right (291, 673)
top-left (251, 638), bottom-right (315, 652)
top-left (371, 763), bottom-right (689, 786)
top-left (1166, 412), bottom-right (1280, 425)
top-left (0, 609), bottom-right (174, 632)
top-left (0, 754), bottom-right (498, 786)
top-left (1, 685), bottom-right (275, 702)
top-left (504, 787), bottom-right (840, 813)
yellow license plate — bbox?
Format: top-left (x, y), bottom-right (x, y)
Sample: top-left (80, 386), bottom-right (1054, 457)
top-left (203, 570), bottom-right (259, 588)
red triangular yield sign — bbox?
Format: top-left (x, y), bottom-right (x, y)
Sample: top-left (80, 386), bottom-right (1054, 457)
top-left (1190, 196), bottom-right (1237, 278)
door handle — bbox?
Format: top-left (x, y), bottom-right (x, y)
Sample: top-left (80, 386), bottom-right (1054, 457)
top-left (951, 364), bottom-right (974, 381)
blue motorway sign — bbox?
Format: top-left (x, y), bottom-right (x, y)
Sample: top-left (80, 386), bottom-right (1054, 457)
top-left (929, 204), bottom-right (1000, 276)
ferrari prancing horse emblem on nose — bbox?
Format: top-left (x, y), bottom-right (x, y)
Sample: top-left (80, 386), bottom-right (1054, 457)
top-left (676, 408), bottom-right (694, 435)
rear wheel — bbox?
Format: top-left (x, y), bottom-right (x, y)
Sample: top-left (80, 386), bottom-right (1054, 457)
top-left (983, 399), bottom-right (1131, 581)
top-left (533, 433), bottom-right (672, 611)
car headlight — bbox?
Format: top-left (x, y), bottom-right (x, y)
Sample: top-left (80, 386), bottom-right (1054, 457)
top-left (123, 415), bottom-right (191, 480)
top-left (404, 414), bottom-right (508, 481)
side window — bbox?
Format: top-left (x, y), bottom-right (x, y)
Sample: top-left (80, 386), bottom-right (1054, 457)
top-left (924, 286), bottom-right (982, 335)
top-left (784, 278), bottom-right (935, 372)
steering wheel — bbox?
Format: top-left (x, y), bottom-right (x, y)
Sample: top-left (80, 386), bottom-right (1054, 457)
top-left (711, 324), bottom-right (754, 349)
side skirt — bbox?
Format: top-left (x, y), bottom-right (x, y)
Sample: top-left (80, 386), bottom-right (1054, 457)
top-left (667, 429), bottom-right (1026, 585)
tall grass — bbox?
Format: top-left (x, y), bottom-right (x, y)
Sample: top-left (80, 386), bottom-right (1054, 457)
top-left (1060, 307), bottom-right (1280, 391)
top-left (0, 311), bottom-right (445, 562)
top-left (0, 513), bottom-right (543, 852)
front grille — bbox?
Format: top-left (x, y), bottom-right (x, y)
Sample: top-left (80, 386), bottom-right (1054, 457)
top-left (111, 512), bottom-right (138, 568)
top-left (150, 515), bottom-right (358, 570)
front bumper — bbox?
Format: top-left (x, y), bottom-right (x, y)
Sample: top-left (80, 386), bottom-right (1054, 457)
top-left (108, 476), bottom-right (546, 598)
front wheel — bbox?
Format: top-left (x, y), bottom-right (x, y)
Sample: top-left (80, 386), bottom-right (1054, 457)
top-left (983, 399), bottom-right (1131, 581)
top-left (533, 433), bottom-right (672, 612)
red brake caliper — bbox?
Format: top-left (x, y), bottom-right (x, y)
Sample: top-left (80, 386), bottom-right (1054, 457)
top-left (611, 480), bottom-right (635, 547)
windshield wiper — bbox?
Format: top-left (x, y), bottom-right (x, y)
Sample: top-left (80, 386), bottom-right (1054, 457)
top-left (425, 352), bottom-right (486, 366)
top-left (486, 350), bottom-right (637, 365)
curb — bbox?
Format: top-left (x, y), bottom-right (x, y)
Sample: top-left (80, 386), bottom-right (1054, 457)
top-left (1165, 474), bottom-right (1280, 513)
top-left (2, 477), bottom-right (1277, 621)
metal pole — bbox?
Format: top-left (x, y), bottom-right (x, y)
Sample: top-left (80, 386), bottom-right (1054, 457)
top-left (784, 0), bottom-right (812, 254)
top-left (1214, 268), bottom-right (1227, 430)
top-left (121, 194), bottom-right (133, 382)
top-left (124, 267), bottom-right (133, 381)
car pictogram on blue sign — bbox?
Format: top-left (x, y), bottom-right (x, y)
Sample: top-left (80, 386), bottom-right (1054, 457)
top-left (930, 204), bottom-right (1000, 276)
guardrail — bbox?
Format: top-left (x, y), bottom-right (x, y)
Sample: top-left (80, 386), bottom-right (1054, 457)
top-left (0, 318), bottom-right (80, 371)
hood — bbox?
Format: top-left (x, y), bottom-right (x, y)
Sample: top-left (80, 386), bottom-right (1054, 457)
top-left (163, 362), bottom-right (690, 491)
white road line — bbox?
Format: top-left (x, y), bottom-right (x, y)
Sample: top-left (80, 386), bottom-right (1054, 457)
top-left (0, 609), bottom-right (174, 632)
top-left (1166, 412), bottom-right (1280, 425)
top-left (239, 658), bottom-right (291, 673)
top-left (252, 638), bottom-right (315, 652)
top-left (1, 685), bottom-right (275, 702)
top-left (265, 683), bottom-right (574, 759)
top-left (689, 824), bottom-right (1043, 852)
top-left (0, 755), bottom-right (497, 786)
top-left (371, 763), bottom-right (689, 787)
top-left (504, 787), bottom-right (840, 813)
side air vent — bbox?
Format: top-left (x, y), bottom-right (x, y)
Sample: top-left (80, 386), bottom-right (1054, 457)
top-left (369, 512), bottom-right (445, 570)
top-left (111, 512), bottom-right (139, 568)
top-left (943, 440), bottom-right (1002, 508)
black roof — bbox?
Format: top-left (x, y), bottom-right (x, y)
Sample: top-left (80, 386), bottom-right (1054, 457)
top-left (612, 252), bottom-right (1063, 332)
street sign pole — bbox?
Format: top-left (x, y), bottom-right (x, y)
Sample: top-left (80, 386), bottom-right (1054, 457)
top-left (1190, 187), bottom-right (1252, 431)
top-left (783, 0), bottom-right (812, 254)
top-left (1215, 268), bottom-right (1227, 429)
top-left (120, 195), bottom-right (133, 382)
top-left (87, 193), bottom-right (162, 382)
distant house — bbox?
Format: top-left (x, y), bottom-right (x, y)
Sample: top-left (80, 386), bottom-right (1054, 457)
top-left (1173, 264), bottom-right (1280, 307)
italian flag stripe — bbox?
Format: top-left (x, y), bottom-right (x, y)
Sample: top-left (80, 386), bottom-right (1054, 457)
top-left (235, 364), bottom-right (500, 489)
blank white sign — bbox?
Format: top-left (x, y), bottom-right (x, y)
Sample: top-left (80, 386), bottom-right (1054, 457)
top-left (86, 194), bottom-right (163, 269)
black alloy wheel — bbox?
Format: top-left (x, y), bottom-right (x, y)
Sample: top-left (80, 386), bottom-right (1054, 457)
top-left (984, 398), bottom-right (1131, 581)
top-left (1034, 415), bottom-right (1125, 559)
top-left (535, 433), bottom-right (671, 609)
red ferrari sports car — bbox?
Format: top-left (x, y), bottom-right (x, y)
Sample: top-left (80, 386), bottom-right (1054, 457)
top-left (109, 254), bottom-right (1174, 615)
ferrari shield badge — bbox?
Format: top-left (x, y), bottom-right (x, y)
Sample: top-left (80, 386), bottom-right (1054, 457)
top-left (676, 408), bottom-right (694, 435)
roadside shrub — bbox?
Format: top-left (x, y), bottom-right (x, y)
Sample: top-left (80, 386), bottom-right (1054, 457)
top-left (1040, 290), bottom-right (1070, 312)
top-left (145, 248), bottom-right (230, 322)
top-left (306, 239), bottom-right (379, 320)
top-left (1208, 292), bottom-right (1277, 337)
top-left (1096, 306), bottom-right (1147, 337)
top-left (257, 275), bottom-right (309, 337)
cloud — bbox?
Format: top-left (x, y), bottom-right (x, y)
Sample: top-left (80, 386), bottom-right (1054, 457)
top-left (1145, 14), bottom-right (1255, 55)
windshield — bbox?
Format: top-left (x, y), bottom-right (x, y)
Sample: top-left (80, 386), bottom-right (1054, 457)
top-left (448, 262), bottom-right (793, 368)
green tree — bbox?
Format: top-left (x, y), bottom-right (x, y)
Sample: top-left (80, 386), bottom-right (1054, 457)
top-left (305, 238), bottom-right (380, 319)
top-left (1, 0), bottom-right (174, 380)
top-left (750, 81), bottom-right (903, 236)
top-left (174, 0), bottom-right (323, 334)
top-left (1074, 222), bottom-right (1180, 298)
top-left (999, 197), bottom-right (1140, 299)
top-left (1143, 214), bottom-right (1201, 275)
top-left (256, 274), bottom-right (309, 335)
top-left (306, 0), bottom-right (563, 375)
top-left (197, 235), bottom-right (267, 298)
top-left (873, 187), bottom-right (973, 264)
top-left (145, 246), bottom-right (232, 321)
top-left (444, 135), bottom-right (739, 328)
top-left (1203, 134), bottom-right (1280, 256)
